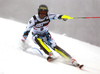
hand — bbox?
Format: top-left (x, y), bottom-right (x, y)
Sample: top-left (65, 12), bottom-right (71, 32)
top-left (63, 18), bottom-right (67, 21)
top-left (61, 15), bottom-right (71, 21)
top-left (21, 35), bottom-right (26, 42)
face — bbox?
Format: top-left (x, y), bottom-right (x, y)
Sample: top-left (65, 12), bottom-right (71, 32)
top-left (39, 11), bottom-right (47, 19)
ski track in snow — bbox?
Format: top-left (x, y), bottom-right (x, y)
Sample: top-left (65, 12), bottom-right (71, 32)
top-left (0, 18), bottom-right (100, 74)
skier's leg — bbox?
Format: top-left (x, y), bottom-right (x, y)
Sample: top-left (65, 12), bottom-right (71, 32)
top-left (44, 33), bottom-right (80, 65)
top-left (43, 32), bottom-right (72, 60)
top-left (32, 33), bottom-right (53, 55)
top-left (40, 32), bottom-right (83, 67)
top-left (53, 45), bottom-right (72, 60)
top-left (43, 32), bottom-right (73, 61)
top-left (35, 36), bottom-right (57, 61)
top-left (35, 36), bottom-right (51, 55)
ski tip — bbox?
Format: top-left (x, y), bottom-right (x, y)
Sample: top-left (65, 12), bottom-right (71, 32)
top-left (79, 65), bottom-right (84, 69)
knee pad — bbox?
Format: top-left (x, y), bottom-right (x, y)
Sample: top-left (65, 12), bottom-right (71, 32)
top-left (49, 40), bottom-right (56, 49)
top-left (32, 35), bottom-right (40, 44)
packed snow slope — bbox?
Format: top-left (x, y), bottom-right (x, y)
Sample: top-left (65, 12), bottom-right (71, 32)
top-left (0, 18), bottom-right (100, 74)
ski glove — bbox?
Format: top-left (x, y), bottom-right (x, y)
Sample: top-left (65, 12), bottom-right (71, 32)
top-left (63, 18), bottom-right (67, 21)
top-left (21, 35), bottom-right (27, 42)
top-left (21, 31), bottom-right (30, 42)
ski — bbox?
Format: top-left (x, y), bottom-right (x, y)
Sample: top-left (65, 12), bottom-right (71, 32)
top-left (73, 63), bottom-right (84, 69)
top-left (47, 56), bottom-right (59, 62)
top-left (79, 64), bottom-right (84, 69)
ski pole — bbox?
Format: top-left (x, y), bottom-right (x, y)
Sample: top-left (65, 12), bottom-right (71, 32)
top-left (61, 15), bottom-right (100, 19)
top-left (72, 17), bottom-right (100, 19)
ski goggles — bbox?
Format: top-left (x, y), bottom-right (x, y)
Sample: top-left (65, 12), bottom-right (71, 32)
top-left (39, 11), bottom-right (47, 15)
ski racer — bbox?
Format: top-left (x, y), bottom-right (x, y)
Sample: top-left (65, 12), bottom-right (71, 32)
top-left (21, 4), bottom-right (83, 69)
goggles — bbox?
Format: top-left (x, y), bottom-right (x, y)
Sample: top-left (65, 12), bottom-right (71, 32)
top-left (39, 11), bottom-right (47, 15)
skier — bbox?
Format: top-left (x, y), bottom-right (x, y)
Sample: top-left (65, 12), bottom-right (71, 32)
top-left (21, 4), bottom-right (83, 69)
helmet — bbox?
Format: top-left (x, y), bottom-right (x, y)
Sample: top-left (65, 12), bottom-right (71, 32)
top-left (38, 4), bottom-right (48, 16)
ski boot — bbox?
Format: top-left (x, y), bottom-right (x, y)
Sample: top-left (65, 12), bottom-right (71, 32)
top-left (71, 59), bottom-right (84, 69)
top-left (47, 52), bottom-right (56, 62)
top-left (79, 64), bottom-right (84, 69)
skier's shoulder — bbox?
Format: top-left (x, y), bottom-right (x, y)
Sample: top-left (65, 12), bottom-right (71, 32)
top-left (32, 14), bottom-right (38, 20)
top-left (28, 14), bottom-right (38, 23)
top-left (28, 15), bottom-right (38, 25)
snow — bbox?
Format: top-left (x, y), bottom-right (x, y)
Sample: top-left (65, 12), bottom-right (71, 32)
top-left (0, 18), bottom-right (100, 74)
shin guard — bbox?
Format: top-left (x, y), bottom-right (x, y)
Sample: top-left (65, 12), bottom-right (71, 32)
top-left (54, 45), bottom-right (72, 61)
top-left (35, 37), bottom-right (51, 55)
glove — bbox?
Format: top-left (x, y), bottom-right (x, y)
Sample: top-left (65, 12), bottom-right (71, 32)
top-left (21, 31), bottom-right (29, 42)
top-left (21, 35), bottom-right (27, 42)
top-left (61, 15), bottom-right (73, 20)
top-left (63, 18), bottom-right (67, 21)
